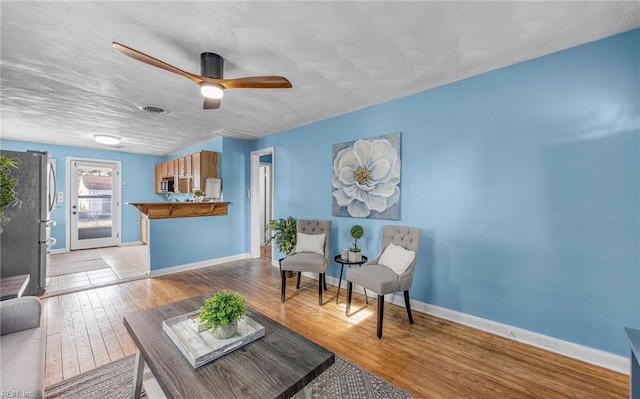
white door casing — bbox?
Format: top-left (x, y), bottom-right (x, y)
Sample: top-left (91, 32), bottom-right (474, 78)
top-left (250, 147), bottom-right (274, 260)
top-left (68, 158), bottom-right (122, 250)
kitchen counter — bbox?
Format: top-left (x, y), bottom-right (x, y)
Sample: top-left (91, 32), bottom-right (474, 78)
top-left (129, 202), bottom-right (228, 219)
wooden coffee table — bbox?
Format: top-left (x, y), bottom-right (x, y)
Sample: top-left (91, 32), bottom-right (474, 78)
top-left (124, 293), bottom-right (334, 399)
top-left (0, 274), bottom-right (30, 301)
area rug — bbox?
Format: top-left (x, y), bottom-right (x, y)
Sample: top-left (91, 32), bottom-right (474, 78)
top-left (45, 354), bottom-right (413, 399)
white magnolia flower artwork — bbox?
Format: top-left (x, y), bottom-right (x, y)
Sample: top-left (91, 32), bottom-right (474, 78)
top-left (332, 132), bottom-right (401, 219)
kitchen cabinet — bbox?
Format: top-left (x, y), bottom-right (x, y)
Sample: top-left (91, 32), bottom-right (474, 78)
top-left (159, 159), bottom-right (177, 178)
top-left (166, 160), bottom-right (174, 177)
top-left (192, 152), bottom-right (201, 190)
top-left (178, 155), bottom-right (192, 178)
top-left (192, 151), bottom-right (218, 191)
top-left (155, 163), bottom-right (162, 194)
top-left (154, 151), bottom-right (218, 194)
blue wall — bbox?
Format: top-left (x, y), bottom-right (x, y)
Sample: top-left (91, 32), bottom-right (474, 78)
top-left (0, 139), bottom-right (163, 248)
top-left (147, 137), bottom-right (249, 271)
top-left (0, 137), bottom-right (249, 271)
top-left (249, 29), bottom-right (640, 355)
top-left (1, 29), bottom-right (637, 357)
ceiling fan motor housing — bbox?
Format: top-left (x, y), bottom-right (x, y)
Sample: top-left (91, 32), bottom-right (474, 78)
top-left (201, 52), bottom-right (224, 78)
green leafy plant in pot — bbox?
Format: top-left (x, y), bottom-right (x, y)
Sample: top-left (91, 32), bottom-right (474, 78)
top-left (266, 216), bottom-right (297, 277)
top-left (193, 189), bottom-right (205, 202)
top-left (0, 155), bottom-right (19, 234)
top-left (349, 224), bottom-right (364, 262)
top-left (199, 290), bottom-right (247, 339)
top-left (265, 216), bottom-right (297, 256)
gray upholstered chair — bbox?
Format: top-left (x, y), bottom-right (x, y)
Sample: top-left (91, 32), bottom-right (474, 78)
top-left (345, 225), bottom-right (421, 338)
top-left (279, 219), bottom-right (331, 305)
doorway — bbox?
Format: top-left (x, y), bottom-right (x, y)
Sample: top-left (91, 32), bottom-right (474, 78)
top-left (259, 161), bottom-right (272, 245)
top-left (68, 158), bottom-right (121, 250)
top-left (250, 147), bottom-right (274, 260)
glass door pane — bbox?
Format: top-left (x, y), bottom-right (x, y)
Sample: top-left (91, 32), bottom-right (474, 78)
top-left (70, 160), bottom-right (120, 250)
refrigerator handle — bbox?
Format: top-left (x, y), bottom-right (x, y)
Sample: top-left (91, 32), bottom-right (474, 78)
top-left (48, 161), bottom-right (57, 212)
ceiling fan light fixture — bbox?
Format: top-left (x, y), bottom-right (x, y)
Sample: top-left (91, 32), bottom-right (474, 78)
top-left (200, 83), bottom-right (224, 99)
top-left (94, 134), bottom-right (121, 145)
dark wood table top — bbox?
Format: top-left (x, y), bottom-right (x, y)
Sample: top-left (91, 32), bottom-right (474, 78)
top-left (333, 254), bottom-right (368, 265)
top-left (0, 274), bottom-right (30, 301)
top-left (124, 293), bottom-right (334, 399)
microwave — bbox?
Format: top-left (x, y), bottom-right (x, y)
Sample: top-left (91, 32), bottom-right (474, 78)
top-left (160, 179), bottom-right (174, 192)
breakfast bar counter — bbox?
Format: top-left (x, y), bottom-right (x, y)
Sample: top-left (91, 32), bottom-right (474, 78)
top-left (129, 202), bottom-right (228, 219)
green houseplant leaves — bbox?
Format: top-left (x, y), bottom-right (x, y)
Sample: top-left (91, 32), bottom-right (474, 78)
top-left (0, 155), bottom-right (18, 234)
top-left (350, 224), bottom-right (364, 252)
top-left (199, 290), bottom-right (247, 332)
top-left (266, 216), bottom-right (297, 255)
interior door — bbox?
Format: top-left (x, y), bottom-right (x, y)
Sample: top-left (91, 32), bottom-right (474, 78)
top-left (69, 159), bottom-right (121, 250)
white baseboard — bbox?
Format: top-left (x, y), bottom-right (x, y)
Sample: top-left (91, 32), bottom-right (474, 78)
top-left (307, 272), bottom-right (629, 374)
top-left (50, 241), bottom-right (143, 254)
top-left (120, 240), bottom-right (144, 246)
top-left (149, 253), bottom-right (251, 277)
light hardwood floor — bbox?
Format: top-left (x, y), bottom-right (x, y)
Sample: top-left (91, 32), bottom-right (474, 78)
top-left (42, 257), bottom-right (628, 398)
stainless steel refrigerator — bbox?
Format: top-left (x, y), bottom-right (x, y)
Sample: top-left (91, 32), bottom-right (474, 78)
top-left (1, 150), bottom-right (56, 295)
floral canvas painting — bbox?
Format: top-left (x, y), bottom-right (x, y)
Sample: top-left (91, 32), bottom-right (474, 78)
top-left (332, 132), bottom-right (401, 219)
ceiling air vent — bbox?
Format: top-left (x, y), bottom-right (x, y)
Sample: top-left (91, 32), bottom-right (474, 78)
top-left (140, 106), bottom-right (168, 115)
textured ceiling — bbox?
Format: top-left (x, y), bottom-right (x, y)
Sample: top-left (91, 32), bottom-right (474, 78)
top-left (1, 2), bottom-right (639, 156)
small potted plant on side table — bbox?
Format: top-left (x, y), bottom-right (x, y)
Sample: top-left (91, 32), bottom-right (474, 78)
top-left (198, 290), bottom-right (247, 339)
top-left (348, 224), bottom-right (364, 262)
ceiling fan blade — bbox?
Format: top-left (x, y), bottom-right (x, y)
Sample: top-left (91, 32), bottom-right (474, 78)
top-left (112, 42), bottom-right (205, 85)
top-left (219, 76), bottom-right (292, 89)
top-left (203, 98), bottom-right (220, 110)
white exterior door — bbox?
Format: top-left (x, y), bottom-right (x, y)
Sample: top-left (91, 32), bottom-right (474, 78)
top-left (69, 159), bottom-right (121, 250)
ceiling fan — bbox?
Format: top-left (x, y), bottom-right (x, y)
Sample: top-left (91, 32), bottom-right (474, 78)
top-left (112, 42), bottom-right (292, 109)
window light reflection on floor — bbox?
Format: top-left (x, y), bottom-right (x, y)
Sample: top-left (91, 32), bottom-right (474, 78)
top-left (337, 303), bottom-right (374, 325)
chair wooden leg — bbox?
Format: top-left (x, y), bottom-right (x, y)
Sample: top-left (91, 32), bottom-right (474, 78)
top-left (296, 272), bottom-right (301, 289)
top-left (404, 290), bottom-right (414, 324)
top-left (377, 295), bottom-right (384, 339)
top-left (323, 273), bottom-right (327, 291)
top-left (318, 274), bottom-right (323, 306)
top-left (346, 282), bottom-right (353, 316)
top-left (280, 270), bottom-right (286, 303)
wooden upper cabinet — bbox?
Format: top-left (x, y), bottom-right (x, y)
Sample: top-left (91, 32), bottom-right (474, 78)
top-left (159, 160), bottom-right (177, 178)
top-left (192, 152), bottom-right (201, 190)
top-left (161, 161), bottom-right (169, 177)
top-left (192, 151), bottom-right (218, 191)
top-left (178, 157), bottom-right (185, 177)
top-left (178, 155), bottom-right (192, 178)
top-left (154, 150), bottom-right (218, 194)
top-left (154, 163), bottom-right (163, 193)
top-left (185, 155), bottom-right (192, 176)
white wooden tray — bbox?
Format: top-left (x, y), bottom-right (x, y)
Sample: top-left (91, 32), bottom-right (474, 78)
top-left (162, 310), bottom-right (265, 368)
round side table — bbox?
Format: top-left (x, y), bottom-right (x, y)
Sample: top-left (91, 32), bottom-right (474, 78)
top-left (334, 255), bottom-right (369, 304)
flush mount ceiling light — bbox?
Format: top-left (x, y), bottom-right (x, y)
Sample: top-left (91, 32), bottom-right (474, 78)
top-left (200, 83), bottom-right (224, 99)
top-left (94, 135), bottom-right (121, 145)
